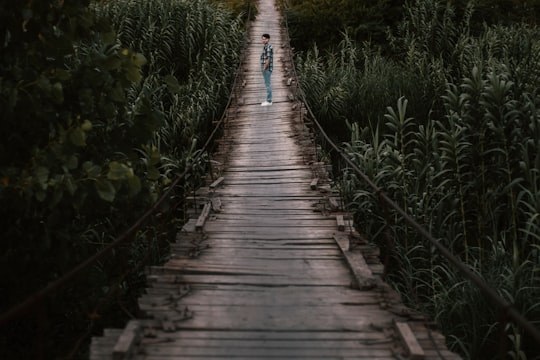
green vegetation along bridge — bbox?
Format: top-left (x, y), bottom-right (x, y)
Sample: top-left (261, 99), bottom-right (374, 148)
top-left (90, 1), bottom-right (461, 358)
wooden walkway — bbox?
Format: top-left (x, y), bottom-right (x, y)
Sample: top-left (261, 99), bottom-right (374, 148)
top-left (90, 1), bottom-right (461, 359)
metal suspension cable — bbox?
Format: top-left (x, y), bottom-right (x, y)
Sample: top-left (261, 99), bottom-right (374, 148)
top-left (280, 1), bottom-right (540, 345)
top-left (0, 16), bottom-right (250, 326)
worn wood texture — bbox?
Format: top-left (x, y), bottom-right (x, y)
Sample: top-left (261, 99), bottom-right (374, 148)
top-left (90, 1), bottom-right (462, 359)
top-left (395, 321), bottom-right (426, 359)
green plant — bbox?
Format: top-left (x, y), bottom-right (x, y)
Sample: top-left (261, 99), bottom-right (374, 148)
top-left (0, 0), bottom-right (245, 358)
top-left (284, 0), bottom-right (404, 51)
top-left (295, 1), bottom-right (540, 355)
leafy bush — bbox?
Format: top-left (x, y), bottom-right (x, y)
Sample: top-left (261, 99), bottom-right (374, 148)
top-left (0, 0), bottom-right (244, 358)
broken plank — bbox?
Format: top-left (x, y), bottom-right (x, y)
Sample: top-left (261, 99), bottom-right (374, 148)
top-left (211, 198), bottom-right (222, 212)
top-left (181, 219), bottom-right (198, 233)
top-left (336, 214), bottom-right (345, 231)
top-left (328, 197), bottom-right (340, 210)
top-left (195, 202), bottom-right (212, 231)
top-left (334, 234), bottom-right (376, 290)
top-left (112, 320), bottom-right (141, 360)
top-left (209, 176), bottom-right (225, 189)
top-left (394, 321), bottom-right (425, 360)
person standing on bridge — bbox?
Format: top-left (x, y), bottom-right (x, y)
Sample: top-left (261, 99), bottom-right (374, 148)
top-left (260, 33), bottom-right (273, 106)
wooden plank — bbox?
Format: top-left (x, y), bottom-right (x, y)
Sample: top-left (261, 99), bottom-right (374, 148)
top-left (139, 336), bottom-right (390, 349)
top-left (334, 234), bottom-right (377, 290)
top-left (141, 343), bottom-right (395, 358)
top-left (334, 233), bottom-right (350, 252)
top-left (224, 164), bottom-right (311, 172)
top-left (394, 321), bottom-right (425, 360)
top-left (202, 225), bottom-right (344, 236)
top-left (147, 273), bottom-right (352, 287)
top-left (206, 212), bottom-right (335, 221)
top-left (198, 231), bottom-right (339, 241)
top-left (209, 176), bottom-right (224, 189)
top-left (154, 263), bottom-right (352, 280)
top-left (310, 178), bottom-right (318, 189)
top-left (214, 188), bottom-right (317, 197)
top-left (329, 197), bottom-right (340, 210)
top-left (139, 292), bottom-right (380, 310)
top-left (222, 171), bottom-right (309, 181)
top-left (195, 202), bottom-right (211, 231)
top-left (112, 320), bottom-right (141, 360)
top-left (156, 258), bottom-right (354, 275)
top-left (181, 218), bottom-right (198, 233)
top-left (144, 306), bottom-right (392, 332)
top-left (135, 329), bottom-right (388, 341)
top-left (177, 249), bottom-right (342, 260)
top-left (336, 214), bottom-right (345, 231)
top-left (205, 218), bottom-right (338, 228)
top-left (208, 209), bottom-right (336, 220)
top-left (141, 286), bottom-right (381, 308)
top-left (172, 241), bottom-right (338, 250)
top-left (211, 198), bottom-right (324, 209)
top-left (210, 197), bottom-right (222, 212)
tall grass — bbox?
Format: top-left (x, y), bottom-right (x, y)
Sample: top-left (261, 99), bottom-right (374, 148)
top-left (295, 0), bottom-right (540, 358)
top-left (94, 0), bottom-right (244, 165)
top-left (296, 36), bottom-right (419, 142)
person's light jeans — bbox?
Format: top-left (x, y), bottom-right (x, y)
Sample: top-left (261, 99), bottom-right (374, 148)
top-left (262, 69), bottom-right (272, 102)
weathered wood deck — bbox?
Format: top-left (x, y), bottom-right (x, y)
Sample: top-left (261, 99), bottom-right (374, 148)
top-left (90, 1), bottom-right (462, 359)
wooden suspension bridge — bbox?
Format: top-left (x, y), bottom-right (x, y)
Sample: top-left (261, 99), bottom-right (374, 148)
top-left (90, 1), bottom-right (462, 359)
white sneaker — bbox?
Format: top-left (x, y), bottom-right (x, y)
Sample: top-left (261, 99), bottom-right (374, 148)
top-left (261, 101), bottom-right (272, 106)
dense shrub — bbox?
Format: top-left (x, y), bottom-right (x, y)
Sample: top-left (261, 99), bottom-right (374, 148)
top-left (284, 0), bottom-right (405, 51)
top-left (0, 0), bottom-right (244, 358)
top-left (293, 0), bottom-right (540, 358)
